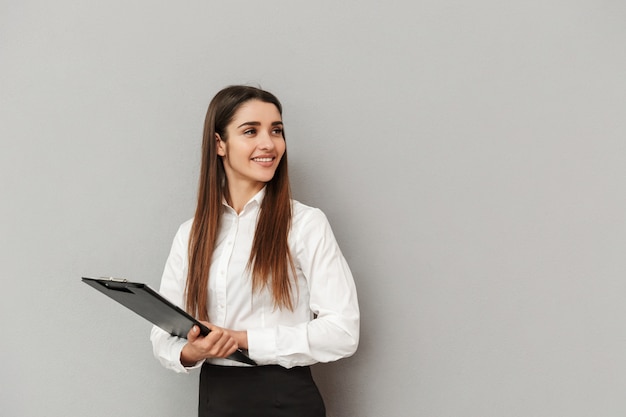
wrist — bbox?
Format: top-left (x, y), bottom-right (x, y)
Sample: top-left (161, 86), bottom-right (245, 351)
top-left (180, 342), bottom-right (201, 367)
top-left (233, 330), bottom-right (249, 350)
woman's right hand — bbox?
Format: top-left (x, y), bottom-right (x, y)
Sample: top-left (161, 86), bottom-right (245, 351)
top-left (180, 322), bottom-right (239, 367)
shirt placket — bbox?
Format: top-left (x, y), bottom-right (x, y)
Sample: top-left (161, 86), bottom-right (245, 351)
top-left (214, 215), bottom-right (239, 326)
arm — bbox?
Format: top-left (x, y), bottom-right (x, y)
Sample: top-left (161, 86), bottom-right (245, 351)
top-left (150, 221), bottom-right (203, 373)
top-left (246, 208), bottom-right (360, 368)
top-left (150, 221), bottom-right (242, 372)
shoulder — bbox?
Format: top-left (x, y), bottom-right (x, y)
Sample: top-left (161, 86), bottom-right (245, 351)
top-left (290, 200), bottom-right (343, 256)
top-left (291, 200), bottom-right (335, 239)
top-left (178, 218), bottom-right (194, 235)
top-left (292, 200), bottom-right (328, 226)
top-left (171, 218), bottom-right (194, 245)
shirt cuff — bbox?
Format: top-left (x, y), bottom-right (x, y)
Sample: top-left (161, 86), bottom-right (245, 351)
top-left (157, 334), bottom-right (205, 374)
top-left (247, 327), bottom-right (277, 365)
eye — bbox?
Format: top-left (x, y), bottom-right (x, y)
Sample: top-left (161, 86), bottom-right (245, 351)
top-left (272, 127), bottom-right (284, 136)
top-left (243, 128), bottom-right (256, 136)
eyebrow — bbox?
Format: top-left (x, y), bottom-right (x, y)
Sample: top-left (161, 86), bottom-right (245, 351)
top-left (237, 121), bottom-right (283, 128)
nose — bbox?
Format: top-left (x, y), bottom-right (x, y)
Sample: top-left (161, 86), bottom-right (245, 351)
top-left (258, 131), bottom-right (275, 150)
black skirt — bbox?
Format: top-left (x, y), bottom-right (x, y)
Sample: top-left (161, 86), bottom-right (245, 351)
top-left (198, 363), bottom-right (326, 417)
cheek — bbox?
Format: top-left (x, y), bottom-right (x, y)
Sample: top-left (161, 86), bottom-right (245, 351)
top-left (277, 140), bottom-right (287, 157)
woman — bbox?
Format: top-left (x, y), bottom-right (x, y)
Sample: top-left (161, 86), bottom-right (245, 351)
top-left (150, 85), bottom-right (359, 417)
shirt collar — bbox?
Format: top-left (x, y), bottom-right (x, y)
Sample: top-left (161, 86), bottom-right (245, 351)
top-left (248, 187), bottom-right (266, 208)
top-left (222, 186), bottom-right (266, 213)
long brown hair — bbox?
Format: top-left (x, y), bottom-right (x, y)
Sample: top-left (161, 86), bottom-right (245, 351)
top-left (186, 85), bottom-right (295, 321)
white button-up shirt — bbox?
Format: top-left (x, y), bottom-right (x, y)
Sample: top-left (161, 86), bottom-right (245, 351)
top-left (150, 189), bottom-right (360, 372)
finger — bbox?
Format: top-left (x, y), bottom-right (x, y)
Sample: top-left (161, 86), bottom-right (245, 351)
top-left (209, 331), bottom-right (237, 358)
top-left (213, 337), bottom-right (238, 358)
top-left (207, 332), bottom-right (230, 355)
top-left (187, 325), bottom-right (200, 342)
top-left (204, 329), bottom-right (222, 348)
top-left (226, 339), bottom-right (239, 356)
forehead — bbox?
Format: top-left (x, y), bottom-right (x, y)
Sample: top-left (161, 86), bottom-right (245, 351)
top-left (231, 100), bottom-right (282, 124)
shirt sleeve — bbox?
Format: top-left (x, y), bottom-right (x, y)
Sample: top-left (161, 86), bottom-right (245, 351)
top-left (246, 208), bottom-right (360, 368)
top-left (149, 221), bottom-right (204, 373)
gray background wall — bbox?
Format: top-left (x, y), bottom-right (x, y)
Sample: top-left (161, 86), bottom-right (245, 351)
top-left (2, 1), bottom-right (625, 416)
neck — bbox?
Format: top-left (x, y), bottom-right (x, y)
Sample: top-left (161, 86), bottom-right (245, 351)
top-left (225, 182), bottom-right (264, 214)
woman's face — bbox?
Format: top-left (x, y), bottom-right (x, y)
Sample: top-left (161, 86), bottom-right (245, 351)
top-left (217, 99), bottom-right (286, 193)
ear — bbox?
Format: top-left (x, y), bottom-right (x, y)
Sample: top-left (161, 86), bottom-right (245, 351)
top-left (215, 133), bottom-right (226, 157)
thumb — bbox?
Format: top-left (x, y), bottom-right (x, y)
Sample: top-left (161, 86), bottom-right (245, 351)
top-left (187, 325), bottom-right (200, 341)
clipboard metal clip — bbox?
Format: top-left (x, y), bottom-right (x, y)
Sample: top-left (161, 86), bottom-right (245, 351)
top-left (99, 277), bottom-right (128, 283)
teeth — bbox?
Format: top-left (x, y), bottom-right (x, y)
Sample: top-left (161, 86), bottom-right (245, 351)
top-left (253, 158), bottom-right (273, 162)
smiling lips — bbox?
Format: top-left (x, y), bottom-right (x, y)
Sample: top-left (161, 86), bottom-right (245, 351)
top-left (252, 156), bottom-right (275, 164)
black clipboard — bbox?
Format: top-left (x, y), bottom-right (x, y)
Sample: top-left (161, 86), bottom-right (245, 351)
top-left (82, 277), bottom-right (256, 366)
